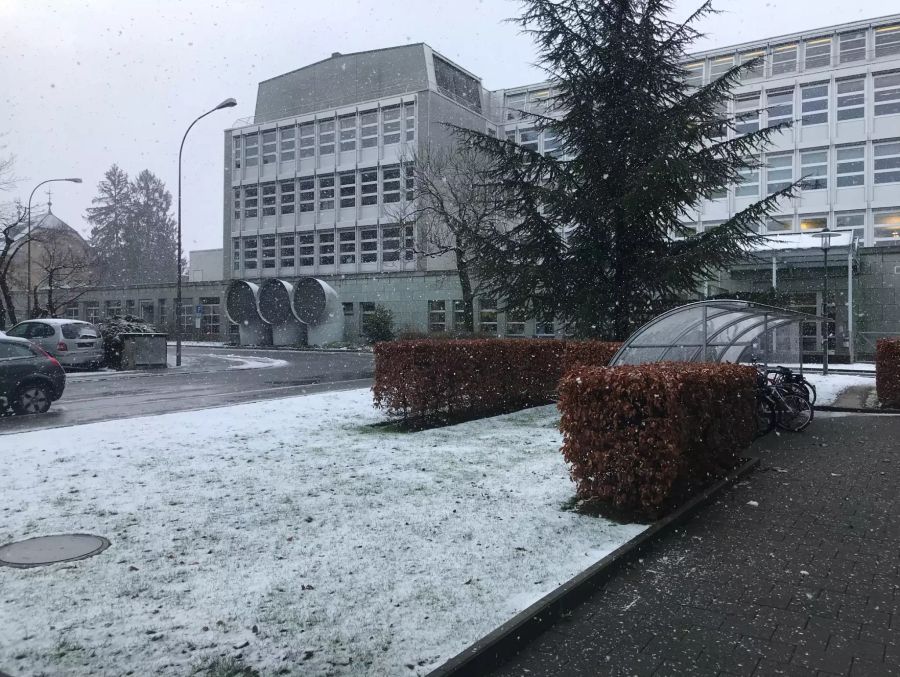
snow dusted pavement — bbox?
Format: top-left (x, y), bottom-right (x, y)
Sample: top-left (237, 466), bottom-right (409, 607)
top-left (803, 373), bottom-right (875, 406)
top-left (0, 389), bottom-right (644, 676)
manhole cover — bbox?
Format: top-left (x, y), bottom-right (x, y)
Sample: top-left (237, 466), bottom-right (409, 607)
top-left (0, 534), bottom-right (110, 568)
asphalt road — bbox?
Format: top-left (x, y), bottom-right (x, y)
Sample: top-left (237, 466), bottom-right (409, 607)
top-left (0, 345), bottom-right (374, 435)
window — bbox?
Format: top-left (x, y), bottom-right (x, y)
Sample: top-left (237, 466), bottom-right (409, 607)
top-left (804, 37), bottom-right (831, 69)
top-left (453, 300), bottom-right (467, 329)
top-left (874, 72), bottom-right (900, 116)
top-left (179, 299), bottom-right (194, 332)
top-left (519, 127), bottom-right (540, 151)
top-left (771, 44), bottom-right (797, 75)
top-left (261, 183), bottom-right (277, 216)
top-left (767, 89), bottom-right (793, 127)
top-left (125, 300), bottom-right (136, 317)
top-left (404, 164), bottom-right (415, 200)
top-left (298, 177), bottom-right (315, 212)
top-left (360, 228), bottom-right (378, 263)
top-left (479, 298), bottom-right (498, 334)
top-left (767, 153), bottom-right (793, 193)
top-left (262, 130), bottom-right (276, 165)
top-left (318, 119), bottom-right (335, 155)
top-left (105, 299), bottom-right (122, 317)
top-left (382, 106), bottom-right (401, 144)
top-left (800, 149), bottom-right (827, 190)
top-left (360, 111), bottom-right (378, 148)
top-left (232, 237), bottom-right (240, 270)
top-left (64, 304), bottom-right (80, 320)
top-left (232, 187), bottom-right (241, 221)
top-left (839, 31), bottom-right (866, 63)
top-left (736, 161), bottom-right (760, 197)
top-left (382, 226), bottom-right (401, 262)
top-left (765, 215), bottom-right (792, 233)
top-left (526, 88), bottom-right (550, 113)
top-left (505, 92), bottom-right (526, 120)
top-left (428, 300), bottom-right (446, 332)
top-left (360, 168), bottom-right (378, 205)
top-left (318, 174), bottom-right (335, 210)
top-left (279, 126), bottom-right (295, 162)
top-left (875, 24), bottom-right (900, 58)
top-left (404, 225), bottom-right (414, 260)
top-left (232, 136), bottom-right (241, 170)
top-left (505, 129), bottom-right (517, 143)
top-left (799, 214), bottom-right (827, 231)
top-left (709, 55), bottom-right (734, 80)
top-left (874, 209), bottom-right (900, 243)
top-left (318, 231), bottom-right (335, 265)
top-left (84, 302), bottom-right (100, 324)
top-left (683, 62), bottom-right (704, 87)
top-left (243, 185), bottom-right (258, 218)
top-left (339, 230), bottom-right (356, 264)
top-left (261, 235), bottom-right (276, 268)
top-left (280, 180), bottom-right (295, 214)
top-left (837, 78), bottom-right (865, 120)
top-left (280, 235), bottom-right (295, 268)
top-left (875, 141), bottom-right (900, 184)
top-left (405, 102), bottom-right (416, 142)
top-left (710, 183), bottom-right (726, 200)
top-left (298, 233), bottom-right (314, 267)
top-left (339, 172), bottom-right (356, 208)
top-left (740, 50), bottom-right (764, 81)
top-left (543, 127), bottom-right (561, 157)
top-left (712, 102), bottom-right (728, 138)
top-left (801, 83), bottom-right (828, 125)
top-left (505, 309), bottom-right (526, 336)
top-left (836, 145), bottom-right (864, 187)
top-left (382, 165), bottom-right (401, 203)
top-left (360, 302), bottom-right (376, 331)
top-left (243, 236), bottom-right (258, 270)
top-left (244, 133), bottom-right (258, 167)
top-left (433, 55), bottom-right (482, 112)
top-left (734, 94), bottom-right (759, 134)
top-left (835, 212), bottom-right (866, 241)
top-left (342, 302), bottom-right (354, 317)
top-left (299, 122), bottom-right (315, 158)
top-left (157, 299), bottom-right (166, 326)
top-left (339, 115), bottom-right (356, 152)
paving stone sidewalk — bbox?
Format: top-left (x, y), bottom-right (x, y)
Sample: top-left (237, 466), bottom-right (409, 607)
top-left (488, 413), bottom-right (900, 677)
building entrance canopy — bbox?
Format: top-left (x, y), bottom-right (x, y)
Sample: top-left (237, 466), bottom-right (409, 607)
top-left (609, 300), bottom-right (827, 366)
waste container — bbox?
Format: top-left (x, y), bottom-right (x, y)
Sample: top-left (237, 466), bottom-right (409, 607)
top-left (120, 333), bottom-right (168, 369)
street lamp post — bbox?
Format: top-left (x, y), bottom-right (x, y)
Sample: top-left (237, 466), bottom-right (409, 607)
top-left (176, 97), bottom-right (237, 367)
top-left (813, 227), bottom-right (838, 375)
top-left (26, 177), bottom-right (82, 319)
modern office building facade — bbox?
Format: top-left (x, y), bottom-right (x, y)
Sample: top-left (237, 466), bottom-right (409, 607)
top-left (222, 15), bottom-right (900, 348)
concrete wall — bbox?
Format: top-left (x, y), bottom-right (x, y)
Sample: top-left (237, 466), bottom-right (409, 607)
top-left (188, 249), bottom-right (224, 282)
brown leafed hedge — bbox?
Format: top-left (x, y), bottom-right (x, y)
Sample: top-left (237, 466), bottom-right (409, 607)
top-left (558, 363), bottom-right (756, 518)
top-left (372, 338), bottom-right (621, 421)
top-left (876, 338), bottom-right (900, 408)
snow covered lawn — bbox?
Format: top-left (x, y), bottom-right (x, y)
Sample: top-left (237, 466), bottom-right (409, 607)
top-left (803, 373), bottom-right (875, 406)
top-left (0, 389), bottom-right (644, 676)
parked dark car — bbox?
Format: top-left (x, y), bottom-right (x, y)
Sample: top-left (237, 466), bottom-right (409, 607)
top-left (0, 336), bottom-right (66, 415)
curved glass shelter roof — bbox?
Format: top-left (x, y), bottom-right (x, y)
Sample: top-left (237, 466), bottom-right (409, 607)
top-left (609, 300), bottom-right (827, 366)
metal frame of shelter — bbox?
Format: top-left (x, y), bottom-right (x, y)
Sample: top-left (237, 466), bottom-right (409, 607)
top-left (609, 300), bottom-right (828, 369)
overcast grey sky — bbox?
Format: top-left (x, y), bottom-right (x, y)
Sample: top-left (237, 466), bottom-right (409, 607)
top-left (0, 0), bottom-right (892, 255)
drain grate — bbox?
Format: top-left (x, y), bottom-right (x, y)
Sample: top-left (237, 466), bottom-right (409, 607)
top-left (0, 534), bottom-right (110, 568)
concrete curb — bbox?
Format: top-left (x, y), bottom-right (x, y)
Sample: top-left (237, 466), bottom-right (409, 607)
top-left (427, 456), bottom-right (761, 677)
top-left (817, 405), bottom-right (900, 415)
top-left (166, 343), bottom-right (372, 355)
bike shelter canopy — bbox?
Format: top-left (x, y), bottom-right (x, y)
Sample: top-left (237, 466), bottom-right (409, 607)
top-left (609, 300), bottom-right (827, 366)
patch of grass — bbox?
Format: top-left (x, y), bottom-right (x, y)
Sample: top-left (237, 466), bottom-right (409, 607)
top-left (191, 656), bottom-right (261, 677)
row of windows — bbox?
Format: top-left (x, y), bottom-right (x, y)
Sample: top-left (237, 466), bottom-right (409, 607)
top-left (685, 208), bottom-right (900, 243)
top-left (712, 142), bottom-right (900, 200)
top-left (233, 103), bottom-right (415, 169)
top-left (725, 72), bottom-right (900, 136)
top-left (232, 226), bottom-right (415, 270)
top-left (683, 23), bottom-right (900, 86)
top-left (503, 126), bottom-right (562, 156)
top-left (232, 165), bottom-right (415, 219)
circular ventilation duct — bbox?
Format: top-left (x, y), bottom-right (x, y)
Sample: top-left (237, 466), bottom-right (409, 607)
top-left (293, 277), bottom-right (328, 325)
top-left (225, 280), bottom-right (265, 325)
top-left (258, 279), bottom-right (298, 324)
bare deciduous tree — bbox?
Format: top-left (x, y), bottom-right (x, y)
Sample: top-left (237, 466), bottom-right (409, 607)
top-left (29, 227), bottom-right (97, 318)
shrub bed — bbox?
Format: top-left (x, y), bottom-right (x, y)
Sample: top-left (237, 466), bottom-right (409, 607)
top-left (558, 363), bottom-right (756, 519)
top-left (876, 338), bottom-right (900, 408)
top-left (372, 338), bottom-right (621, 422)
top-left (98, 315), bottom-right (158, 370)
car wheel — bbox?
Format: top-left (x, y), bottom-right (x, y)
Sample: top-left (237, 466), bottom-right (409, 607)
top-left (12, 382), bottom-right (52, 415)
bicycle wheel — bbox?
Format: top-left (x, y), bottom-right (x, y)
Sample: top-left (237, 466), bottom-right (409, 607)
top-left (802, 380), bottom-right (817, 405)
top-left (755, 395), bottom-right (776, 437)
top-left (775, 392), bottom-right (813, 432)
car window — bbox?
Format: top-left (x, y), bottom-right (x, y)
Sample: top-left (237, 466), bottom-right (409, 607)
top-left (62, 323), bottom-right (99, 340)
top-left (31, 323), bottom-right (56, 338)
top-left (5, 323), bottom-right (31, 338)
top-left (0, 341), bottom-right (35, 359)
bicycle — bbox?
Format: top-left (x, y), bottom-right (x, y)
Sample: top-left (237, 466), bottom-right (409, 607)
top-left (766, 366), bottom-right (816, 405)
top-left (755, 368), bottom-right (814, 433)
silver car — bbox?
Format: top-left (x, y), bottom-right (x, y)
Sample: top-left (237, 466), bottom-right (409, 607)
top-left (6, 319), bottom-right (104, 370)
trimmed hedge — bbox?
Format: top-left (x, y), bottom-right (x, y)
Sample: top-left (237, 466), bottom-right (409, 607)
top-left (558, 363), bottom-right (756, 518)
top-left (372, 339), bottom-right (621, 421)
top-left (876, 338), bottom-right (900, 408)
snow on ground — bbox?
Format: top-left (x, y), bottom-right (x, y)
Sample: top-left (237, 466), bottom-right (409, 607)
top-left (216, 354), bottom-right (289, 370)
top-left (779, 362), bottom-right (876, 373)
top-left (0, 389), bottom-right (644, 676)
top-left (804, 373), bottom-right (875, 406)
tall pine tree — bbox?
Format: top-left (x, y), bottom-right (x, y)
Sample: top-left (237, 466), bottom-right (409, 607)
top-left (86, 164), bottom-right (131, 286)
top-left (455, 0), bottom-right (798, 339)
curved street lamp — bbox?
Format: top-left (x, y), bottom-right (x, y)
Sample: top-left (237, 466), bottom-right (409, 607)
top-left (26, 177), bottom-right (82, 319)
top-left (176, 98), bottom-right (237, 367)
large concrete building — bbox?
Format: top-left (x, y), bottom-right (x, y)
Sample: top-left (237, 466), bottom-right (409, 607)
top-left (223, 15), bottom-right (900, 356)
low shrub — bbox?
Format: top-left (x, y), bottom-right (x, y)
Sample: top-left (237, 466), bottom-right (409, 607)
top-left (372, 338), bottom-right (621, 422)
top-left (98, 315), bottom-right (158, 370)
top-left (558, 362), bottom-right (756, 519)
top-left (876, 338), bottom-right (900, 408)
top-left (362, 305), bottom-right (395, 344)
